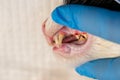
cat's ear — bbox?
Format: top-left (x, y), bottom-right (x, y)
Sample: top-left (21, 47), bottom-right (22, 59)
top-left (115, 0), bottom-right (120, 4)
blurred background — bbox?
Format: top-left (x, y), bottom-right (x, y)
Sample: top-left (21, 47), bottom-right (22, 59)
top-left (0, 0), bottom-right (93, 80)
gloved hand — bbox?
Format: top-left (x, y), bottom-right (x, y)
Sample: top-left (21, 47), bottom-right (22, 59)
top-left (51, 5), bottom-right (120, 80)
top-left (51, 5), bottom-right (120, 44)
top-left (75, 58), bottom-right (120, 80)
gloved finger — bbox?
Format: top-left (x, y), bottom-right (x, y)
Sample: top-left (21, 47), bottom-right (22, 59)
top-left (51, 5), bottom-right (79, 30)
top-left (75, 58), bottom-right (120, 80)
top-left (51, 4), bottom-right (111, 38)
top-left (51, 5), bottom-right (111, 31)
top-left (51, 5), bottom-right (120, 44)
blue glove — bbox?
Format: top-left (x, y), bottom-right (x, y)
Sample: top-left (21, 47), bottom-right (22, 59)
top-left (75, 58), bottom-right (120, 80)
top-left (51, 5), bottom-right (120, 44)
top-left (51, 5), bottom-right (120, 80)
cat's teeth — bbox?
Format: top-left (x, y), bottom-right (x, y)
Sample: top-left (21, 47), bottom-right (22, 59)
top-left (54, 32), bottom-right (65, 47)
top-left (54, 31), bottom-right (88, 46)
top-left (58, 32), bottom-right (65, 45)
top-left (74, 32), bottom-right (88, 44)
top-left (79, 33), bottom-right (88, 42)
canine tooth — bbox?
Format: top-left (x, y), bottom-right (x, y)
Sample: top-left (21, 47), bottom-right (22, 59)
top-left (54, 32), bottom-right (65, 46)
top-left (54, 34), bottom-right (59, 45)
top-left (58, 32), bottom-right (65, 45)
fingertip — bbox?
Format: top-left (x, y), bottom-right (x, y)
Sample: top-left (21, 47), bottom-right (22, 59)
top-left (51, 5), bottom-right (77, 30)
top-left (51, 5), bottom-right (70, 25)
top-left (75, 63), bottom-right (96, 79)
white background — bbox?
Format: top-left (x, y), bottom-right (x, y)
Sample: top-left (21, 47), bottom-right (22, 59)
top-left (0, 0), bottom-right (93, 80)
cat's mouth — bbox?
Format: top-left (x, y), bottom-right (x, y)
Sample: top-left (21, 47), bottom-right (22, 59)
top-left (42, 18), bottom-right (120, 67)
top-left (42, 18), bottom-right (93, 57)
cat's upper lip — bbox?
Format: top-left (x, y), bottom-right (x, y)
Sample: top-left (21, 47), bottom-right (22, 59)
top-left (42, 19), bottom-right (64, 45)
top-left (42, 18), bottom-right (88, 46)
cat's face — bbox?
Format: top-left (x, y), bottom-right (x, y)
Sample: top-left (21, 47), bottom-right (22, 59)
top-left (42, 17), bottom-right (120, 68)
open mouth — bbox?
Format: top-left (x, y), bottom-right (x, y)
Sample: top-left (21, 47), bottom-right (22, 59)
top-left (42, 18), bottom-right (120, 67)
top-left (52, 27), bottom-right (88, 46)
top-left (42, 18), bottom-right (93, 57)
